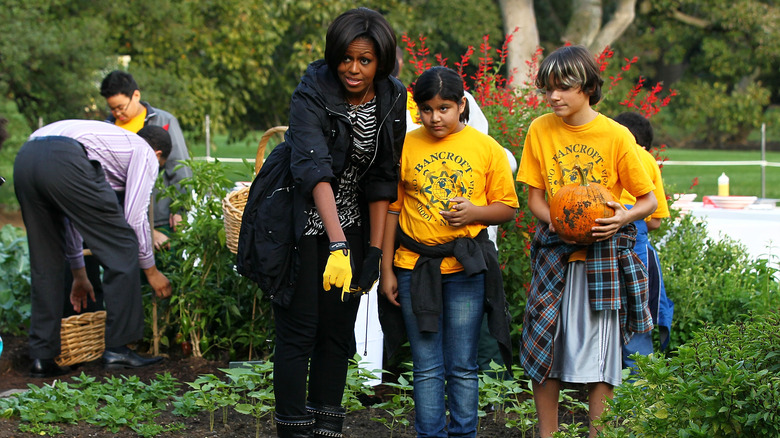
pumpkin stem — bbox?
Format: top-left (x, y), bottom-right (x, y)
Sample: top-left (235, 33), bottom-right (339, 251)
top-left (573, 164), bottom-right (589, 186)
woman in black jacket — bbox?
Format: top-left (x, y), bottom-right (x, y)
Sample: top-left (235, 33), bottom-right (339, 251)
top-left (254, 8), bottom-right (406, 438)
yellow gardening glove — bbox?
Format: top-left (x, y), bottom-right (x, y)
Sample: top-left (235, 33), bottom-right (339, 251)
top-left (323, 241), bottom-right (353, 300)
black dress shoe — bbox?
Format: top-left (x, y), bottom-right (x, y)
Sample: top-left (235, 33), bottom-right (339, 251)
top-left (30, 358), bottom-right (69, 378)
top-left (102, 348), bottom-right (163, 369)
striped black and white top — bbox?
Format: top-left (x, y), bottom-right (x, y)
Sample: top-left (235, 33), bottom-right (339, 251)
top-left (304, 97), bottom-right (378, 236)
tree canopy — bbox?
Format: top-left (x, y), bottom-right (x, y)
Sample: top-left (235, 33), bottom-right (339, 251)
top-left (0, 0), bottom-right (777, 147)
top-left (0, 1), bottom-right (110, 127)
top-left (613, 0), bottom-right (780, 146)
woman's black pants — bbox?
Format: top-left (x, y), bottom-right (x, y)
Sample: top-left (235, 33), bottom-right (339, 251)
top-left (272, 229), bottom-right (364, 417)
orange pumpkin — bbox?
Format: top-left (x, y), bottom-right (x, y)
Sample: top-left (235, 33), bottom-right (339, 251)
top-left (549, 164), bottom-right (616, 244)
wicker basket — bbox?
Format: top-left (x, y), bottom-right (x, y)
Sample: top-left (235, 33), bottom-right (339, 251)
top-left (55, 310), bottom-right (106, 367)
top-left (223, 126), bottom-right (288, 254)
top-left (223, 188), bottom-right (250, 254)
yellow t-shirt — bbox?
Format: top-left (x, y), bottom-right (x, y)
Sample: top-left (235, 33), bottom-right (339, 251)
top-left (390, 126), bottom-right (519, 273)
top-left (517, 113), bottom-right (655, 260)
top-left (406, 90), bottom-right (420, 125)
top-left (116, 107), bottom-right (147, 134)
top-left (619, 145), bottom-right (670, 219)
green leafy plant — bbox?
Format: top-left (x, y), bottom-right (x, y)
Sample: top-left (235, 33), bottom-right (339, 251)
top-left (171, 390), bottom-right (201, 418)
top-left (152, 158), bottom-right (273, 360)
top-left (17, 422), bottom-right (62, 436)
top-left (226, 362), bottom-right (276, 438)
top-left (477, 363), bottom-right (537, 434)
top-left (551, 422), bottom-right (588, 437)
top-left (183, 373), bottom-right (229, 431)
top-left (0, 224), bottom-right (31, 335)
top-left (599, 312), bottom-right (780, 437)
top-left (342, 353), bottom-right (381, 412)
top-left (477, 362), bottom-right (510, 423)
top-left (371, 368), bottom-right (415, 437)
top-left (0, 372), bottom-right (184, 436)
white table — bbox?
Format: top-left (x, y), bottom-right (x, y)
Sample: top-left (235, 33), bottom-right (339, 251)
top-left (686, 202), bottom-right (780, 263)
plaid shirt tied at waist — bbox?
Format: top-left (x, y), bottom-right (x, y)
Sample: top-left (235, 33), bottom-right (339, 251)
top-left (519, 223), bottom-right (653, 383)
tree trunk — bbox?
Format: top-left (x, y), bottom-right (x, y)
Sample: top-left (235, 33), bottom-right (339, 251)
top-left (589, 0), bottom-right (637, 54)
top-left (500, 0), bottom-right (638, 87)
top-left (562, 0), bottom-right (603, 47)
top-left (562, 0), bottom-right (637, 53)
top-left (499, 0), bottom-right (539, 87)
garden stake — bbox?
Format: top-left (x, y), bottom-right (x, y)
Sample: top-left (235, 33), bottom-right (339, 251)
top-left (248, 292), bottom-right (256, 361)
top-left (152, 296), bottom-right (159, 356)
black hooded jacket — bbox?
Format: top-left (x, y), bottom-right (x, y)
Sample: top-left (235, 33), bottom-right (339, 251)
top-left (237, 59), bottom-right (406, 307)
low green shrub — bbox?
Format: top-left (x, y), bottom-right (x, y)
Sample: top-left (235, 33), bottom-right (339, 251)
top-left (654, 213), bottom-right (780, 351)
top-left (0, 224), bottom-right (31, 335)
top-left (151, 158), bottom-right (272, 360)
top-left (599, 312), bottom-right (780, 437)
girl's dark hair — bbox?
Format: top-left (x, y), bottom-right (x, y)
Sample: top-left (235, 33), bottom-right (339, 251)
top-left (325, 8), bottom-right (397, 80)
top-left (535, 45), bottom-right (604, 106)
top-left (412, 66), bottom-right (470, 123)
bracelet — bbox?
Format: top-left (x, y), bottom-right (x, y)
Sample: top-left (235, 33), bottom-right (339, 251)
top-left (328, 241), bottom-right (349, 252)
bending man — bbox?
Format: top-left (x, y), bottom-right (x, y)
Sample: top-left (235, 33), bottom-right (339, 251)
top-left (14, 120), bottom-right (172, 378)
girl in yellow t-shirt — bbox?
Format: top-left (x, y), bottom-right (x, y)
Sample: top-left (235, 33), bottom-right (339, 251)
top-left (380, 66), bottom-right (518, 437)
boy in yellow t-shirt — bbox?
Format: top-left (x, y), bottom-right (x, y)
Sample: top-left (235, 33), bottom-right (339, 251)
top-left (100, 70), bottom-right (192, 250)
top-left (614, 111), bottom-right (674, 370)
top-left (516, 45), bottom-right (657, 438)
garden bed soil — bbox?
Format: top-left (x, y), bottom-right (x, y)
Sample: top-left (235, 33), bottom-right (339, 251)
top-left (0, 209), bottom-right (23, 230)
top-left (1, 333), bottom-right (588, 437)
top-left (0, 212), bottom-right (589, 437)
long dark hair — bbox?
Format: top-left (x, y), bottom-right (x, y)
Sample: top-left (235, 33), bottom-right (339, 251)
top-left (413, 66), bottom-right (470, 123)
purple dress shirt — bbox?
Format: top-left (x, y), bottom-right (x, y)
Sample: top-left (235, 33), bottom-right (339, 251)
top-left (29, 120), bottom-right (159, 269)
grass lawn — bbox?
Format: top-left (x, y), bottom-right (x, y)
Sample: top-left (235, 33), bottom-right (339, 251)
top-left (658, 148), bottom-right (780, 200)
top-left (188, 136), bottom-right (780, 201)
top-left (7, 130), bottom-right (777, 211)
top-left (186, 129), bottom-right (286, 182)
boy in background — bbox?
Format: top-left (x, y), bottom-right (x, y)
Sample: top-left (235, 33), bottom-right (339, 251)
top-left (100, 71), bottom-right (192, 250)
top-left (614, 112), bottom-right (674, 367)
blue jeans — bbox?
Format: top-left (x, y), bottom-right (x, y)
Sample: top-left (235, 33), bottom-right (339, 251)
top-left (397, 269), bottom-right (485, 437)
top-left (622, 331), bottom-right (654, 371)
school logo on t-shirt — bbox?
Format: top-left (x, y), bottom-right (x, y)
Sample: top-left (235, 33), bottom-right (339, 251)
top-left (412, 152), bottom-right (474, 225)
top-left (548, 143), bottom-right (608, 195)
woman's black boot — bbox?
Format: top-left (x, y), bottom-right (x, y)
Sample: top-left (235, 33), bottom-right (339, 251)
top-left (275, 413), bottom-right (315, 438)
top-left (307, 402), bottom-right (346, 437)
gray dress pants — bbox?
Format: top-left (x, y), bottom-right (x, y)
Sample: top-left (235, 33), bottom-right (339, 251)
top-left (14, 136), bottom-right (144, 359)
